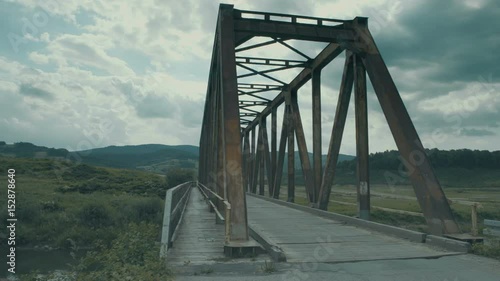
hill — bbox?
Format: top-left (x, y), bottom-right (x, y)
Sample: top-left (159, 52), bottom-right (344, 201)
top-left (72, 144), bottom-right (199, 172)
top-left (0, 141), bottom-right (68, 158)
top-left (0, 142), bottom-right (199, 174)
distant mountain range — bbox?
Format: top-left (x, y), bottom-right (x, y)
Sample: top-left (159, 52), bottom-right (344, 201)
top-left (0, 142), bottom-right (199, 173)
top-left (0, 141), bottom-right (354, 173)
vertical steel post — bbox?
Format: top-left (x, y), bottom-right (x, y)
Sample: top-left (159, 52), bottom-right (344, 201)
top-left (242, 132), bottom-right (250, 192)
top-left (250, 128), bottom-right (256, 192)
top-left (218, 4), bottom-right (248, 241)
top-left (354, 54), bottom-right (370, 220)
top-left (273, 106), bottom-right (288, 199)
top-left (271, 107), bottom-right (277, 196)
top-left (287, 91), bottom-right (295, 203)
top-left (261, 117), bottom-right (273, 196)
top-left (312, 68), bottom-right (322, 206)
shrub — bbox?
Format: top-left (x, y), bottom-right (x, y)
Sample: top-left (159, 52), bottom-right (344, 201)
top-left (166, 168), bottom-right (194, 189)
top-left (16, 200), bottom-right (41, 223)
top-left (76, 222), bottom-right (174, 280)
top-left (78, 203), bottom-right (114, 228)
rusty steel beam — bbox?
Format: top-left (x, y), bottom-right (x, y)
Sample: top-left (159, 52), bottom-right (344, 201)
top-left (250, 128), bottom-right (256, 192)
top-left (238, 64), bottom-right (304, 79)
top-left (355, 23), bottom-right (460, 235)
top-left (275, 38), bottom-right (311, 60)
top-left (235, 9), bottom-right (347, 24)
top-left (271, 107), bottom-right (277, 197)
top-left (239, 88), bottom-right (282, 96)
top-left (237, 63), bottom-right (286, 85)
top-left (286, 94), bottom-right (295, 203)
top-left (318, 52), bottom-right (354, 211)
top-left (273, 106), bottom-right (288, 199)
top-left (254, 123), bottom-right (263, 194)
top-left (239, 100), bottom-right (268, 105)
top-left (233, 18), bottom-right (356, 43)
top-left (238, 92), bottom-right (272, 102)
top-left (236, 56), bottom-right (307, 66)
top-left (354, 54), bottom-right (370, 220)
top-left (312, 68), bottom-right (322, 205)
top-left (290, 90), bottom-right (315, 204)
top-left (235, 38), bottom-right (283, 53)
top-left (216, 91), bottom-right (225, 214)
top-left (238, 83), bottom-right (283, 89)
top-left (242, 132), bottom-right (251, 192)
top-left (243, 43), bottom-right (343, 133)
top-left (218, 4), bottom-right (248, 241)
top-left (260, 117), bottom-right (273, 196)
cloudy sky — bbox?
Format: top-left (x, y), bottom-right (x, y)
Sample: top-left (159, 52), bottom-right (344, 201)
top-left (0, 0), bottom-right (499, 155)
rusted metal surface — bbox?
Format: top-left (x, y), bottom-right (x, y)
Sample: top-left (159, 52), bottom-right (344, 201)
top-left (286, 92), bottom-right (295, 203)
top-left (218, 4), bottom-right (248, 241)
top-left (273, 107), bottom-right (288, 199)
top-left (354, 54), bottom-right (370, 220)
top-left (290, 90), bottom-right (315, 204)
top-left (312, 68), bottom-right (322, 206)
top-left (271, 108), bottom-right (277, 196)
top-left (260, 117), bottom-right (273, 196)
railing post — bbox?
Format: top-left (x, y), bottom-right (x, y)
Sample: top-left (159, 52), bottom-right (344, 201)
top-left (225, 202), bottom-right (232, 244)
top-left (471, 203), bottom-right (478, 236)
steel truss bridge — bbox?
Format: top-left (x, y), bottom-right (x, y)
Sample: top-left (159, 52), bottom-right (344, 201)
top-left (197, 4), bottom-right (461, 250)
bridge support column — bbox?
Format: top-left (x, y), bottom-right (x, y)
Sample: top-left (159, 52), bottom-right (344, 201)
top-left (271, 107), bottom-right (277, 197)
top-left (286, 92), bottom-right (295, 203)
top-left (218, 4), bottom-right (249, 242)
top-left (354, 54), bottom-right (370, 220)
top-left (312, 68), bottom-right (322, 207)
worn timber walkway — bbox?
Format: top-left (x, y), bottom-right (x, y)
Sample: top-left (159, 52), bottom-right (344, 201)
top-left (166, 187), bottom-right (226, 265)
top-left (171, 191), bottom-right (500, 280)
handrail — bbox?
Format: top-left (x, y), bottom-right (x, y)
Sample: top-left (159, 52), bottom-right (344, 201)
top-left (196, 181), bottom-right (232, 244)
top-left (331, 189), bottom-right (483, 236)
top-left (160, 182), bottom-right (193, 258)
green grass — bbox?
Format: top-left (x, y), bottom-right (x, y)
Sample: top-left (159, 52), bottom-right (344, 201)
top-left (0, 156), bottom-right (169, 249)
top-left (20, 222), bottom-right (174, 281)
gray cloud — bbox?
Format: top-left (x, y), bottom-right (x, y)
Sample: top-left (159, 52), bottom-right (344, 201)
top-left (136, 94), bottom-right (176, 119)
top-left (460, 128), bottom-right (496, 137)
top-left (375, 0), bottom-right (500, 83)
top-left (18, 83), bottom-right (54, 100)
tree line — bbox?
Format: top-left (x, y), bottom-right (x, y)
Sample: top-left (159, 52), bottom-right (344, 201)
top-left (337, 148), bottom-right (500, 170)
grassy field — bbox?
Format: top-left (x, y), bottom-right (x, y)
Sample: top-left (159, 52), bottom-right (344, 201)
top-left (0, 156), bottom-right (194, 279)
top-left (0, 156), bottom-right (169, 249)
top-left (279, 184), bottom-right (500, 232)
